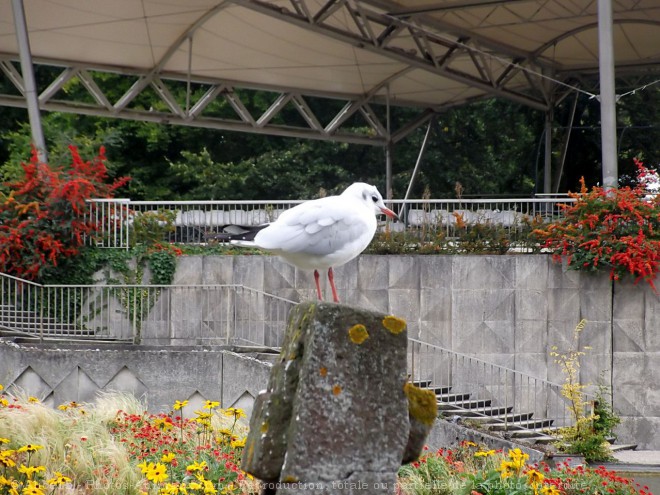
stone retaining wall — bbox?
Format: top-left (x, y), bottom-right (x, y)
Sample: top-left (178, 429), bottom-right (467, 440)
top-left (172, 254), bottom-right (659, 449)
top-left (1, 254), bottom-right (658, 448)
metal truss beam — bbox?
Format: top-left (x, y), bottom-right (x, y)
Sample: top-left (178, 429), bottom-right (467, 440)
top-left (232, 0), bottom-right (550, 111)
top-left (0, 54), bottom-right (454, 146)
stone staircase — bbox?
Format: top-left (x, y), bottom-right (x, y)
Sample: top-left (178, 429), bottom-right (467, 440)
top-left (413, 379), bottom-right (639, 454)
top-left (0, 304), bottom-right (122, 342)
top-left (413, 379), bottom-right (559, 446)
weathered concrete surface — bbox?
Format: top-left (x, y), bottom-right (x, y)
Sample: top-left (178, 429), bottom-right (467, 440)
top-left (175, 254), bottom-right (658, 450)
top-left (0, 341), bottom-right (270, 418)
top-left (2, 254), bottom-right (658, 449)
top-left (242, 303), bottom-right (424, 494)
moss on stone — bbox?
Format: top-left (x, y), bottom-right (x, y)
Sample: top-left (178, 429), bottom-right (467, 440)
top-left (382, 315), bottom-right (407, 334)
top-left (404, 382), bottom-right (438, 426)
top-left (348, 324), bottom-right (369, 344)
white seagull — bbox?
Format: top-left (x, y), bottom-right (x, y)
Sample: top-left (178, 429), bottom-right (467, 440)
top-left (231, 183), bottom-right (399, 302)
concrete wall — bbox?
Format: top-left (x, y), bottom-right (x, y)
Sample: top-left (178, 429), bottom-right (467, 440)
top-left (1, 254), bottom-right (658, 448)
top-left (172, 254), bottom-right (659, 448)
top-left (0, 341), bottom-right (272, 419)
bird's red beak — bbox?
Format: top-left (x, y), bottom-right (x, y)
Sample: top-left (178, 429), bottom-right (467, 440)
top-left (379, 206), bottom-right (400, 222)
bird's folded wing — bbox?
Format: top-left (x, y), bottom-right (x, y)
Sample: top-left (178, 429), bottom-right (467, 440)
top-left (255, 201), bottom-right (370, 256)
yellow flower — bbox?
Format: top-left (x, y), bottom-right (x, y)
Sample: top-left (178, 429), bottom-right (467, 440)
top-left (223, 408), bottom-right (246, 420)
top-left (474, 449), bottom-right (496, 457)
top-left (18, 465), bottom-right (46, 479)
top-left (161, 452), bottom-right (176, 464)
top-left (0, 437), bottom-right (9, 444)
top-left (497, 460), bottom-right (515, 479)
top-left (527, 469), bottom-right (544, 486)
top-left (18, 444), bottom-right (43, 453)
top-left (186, 461), bottom-right (207, 473)
top-left (21, 480), bottom-right (45, 495)
top-left (47, 472), bottom-right (72, 486)
top-left (541, 486), bottom-right (561, 495)
top-left (0, 384), bottom-right (3, 391)
top-left (57, 404), bottom-right (69, 411)
top-left (188, 481), bottom-right (203, 490)
top-left (153, 417), bottom-right (173, 431)
top-left (0, 475), bottom-right (12, 486)
top-left (0, 397), bottom-right (8, 407)
top-left (507, 448), bottom-right (529, 470)
top-left (138, 461), bottom-right (153, 474)
top-left (194, 411), bottom-right (212, 420)
top-left (159, 482), bottom-right (185, 494)
top-left (146, 463), bottom-right (169, 484)
top-left (230, 437), bottom-right (246, 449)
top-left (220, 482), bottom-right (236, 494)
top-left (202, 479), bottom-right (217, 494)
top-left (204, 400), bottom-right (220, 410)
top-left (173, 400), bottom-right (189, 411)
top-left (0, 452), bottom-right (17, 468)
top-left (27, 397), bottom-right (39, 404)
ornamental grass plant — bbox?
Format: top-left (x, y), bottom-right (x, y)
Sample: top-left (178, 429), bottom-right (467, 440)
top-left (0, 385), bottom-right (258, 495)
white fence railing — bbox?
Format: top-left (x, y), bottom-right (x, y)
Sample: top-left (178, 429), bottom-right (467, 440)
top-left (0, 272), bottom-right (295, 346)
top-left (1, 272), bottom-right (577, 431)
top-left (409, 338), bottom-right (577, 431)
top-left (86, 197), bottom-right (575, 249)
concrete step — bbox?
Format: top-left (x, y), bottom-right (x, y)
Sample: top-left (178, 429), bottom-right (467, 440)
top-left (467, 411), bottom-right (534, 423)
top-left (428, 386), bottom-right (453, 395)
top-left (450, 406), bottom-right (514, 418)
top-left (411, 379), bottom-right (433, 388)
top-left (488, 418), bottom-right (554, 431)
top-left (437, 392), bottom-right (472, 403)
top-left (609, 443), bottom-right (638, 452)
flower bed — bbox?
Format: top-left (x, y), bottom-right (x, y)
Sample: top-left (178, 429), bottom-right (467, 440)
top-left (0, 387), bottom-right (653, 495)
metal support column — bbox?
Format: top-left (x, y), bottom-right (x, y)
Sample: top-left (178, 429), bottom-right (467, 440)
top-left (11, 0), bottom-right (47, 161)
top-left (385, 85), bottom-right (393, 199)
top-left (598, 0), bottom-right (618, 190)
top-left (543, 111), bottom-right (553, 193)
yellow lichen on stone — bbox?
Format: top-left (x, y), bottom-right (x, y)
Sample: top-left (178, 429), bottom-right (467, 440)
top-left (383, 315), bottom-right (407, 334)
top-left (332, 385), bottom-right (342, 396)
top-left (260, 421), bottom-right (269, 433)
top-left (404, 382), bottom-right (438, 426)
top-left (348, 324), bottom-right (369, 344)
top-left (319, 367), bottom-right (328, 377)
top-left (282, 476), bottom-right (299, 483)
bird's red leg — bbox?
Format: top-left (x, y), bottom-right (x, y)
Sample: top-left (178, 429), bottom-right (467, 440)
top-left (328, 267), bottom-right (340, 303)
top-left (314, 269), bottom-right (324, 300)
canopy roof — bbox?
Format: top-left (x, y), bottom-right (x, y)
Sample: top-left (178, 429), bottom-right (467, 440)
top-left (1, 0), bottom-right (659, 145)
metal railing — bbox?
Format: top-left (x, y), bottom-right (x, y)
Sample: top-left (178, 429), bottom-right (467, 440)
top-left (1, 271), bottom-right (577, 430)
top-left (408, 338), bottom-right (577, 430)
top-left (0, 273), bottom-right (295, 346)
top-left (87, 197), bottom-right (575, 249)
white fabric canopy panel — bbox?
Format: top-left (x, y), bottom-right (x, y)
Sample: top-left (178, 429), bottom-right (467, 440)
top-left (0, 0), bottom-right (659, 145)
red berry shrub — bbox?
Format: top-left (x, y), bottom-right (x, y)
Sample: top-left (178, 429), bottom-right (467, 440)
top-left (0, 146), bottom-right (129, 280)
top-left (534, 159), bottom-right (660, 290)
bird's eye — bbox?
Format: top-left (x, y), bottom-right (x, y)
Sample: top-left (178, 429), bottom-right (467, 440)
top-left (371, 195), bottom-right (378, 203)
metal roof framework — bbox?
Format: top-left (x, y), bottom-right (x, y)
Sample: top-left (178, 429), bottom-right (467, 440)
top-left (1, 0), bottom-right (659, 191)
